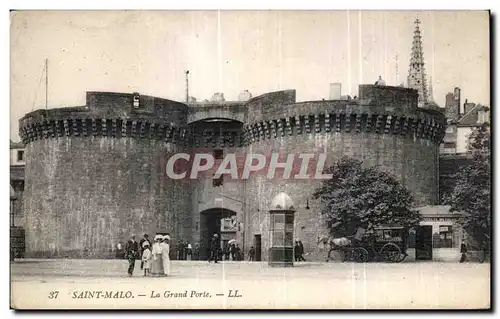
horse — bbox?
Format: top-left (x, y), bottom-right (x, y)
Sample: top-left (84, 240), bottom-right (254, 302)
top-left (317, 235), bottom-right (353, 262)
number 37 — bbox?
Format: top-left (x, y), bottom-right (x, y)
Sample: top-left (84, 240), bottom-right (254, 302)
top-left (48, 291), bottom-right (59, 299)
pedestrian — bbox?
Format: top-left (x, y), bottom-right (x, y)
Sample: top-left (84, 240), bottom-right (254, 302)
top-left (151, 235), bottom-right (164, 277)
top-left (460, 240), bottom-right (468, 263)
top-left (217, 247), bottom-right (224, 261)
top-left (139, 234), bottom-right (151, 270)
top-left (230, 243), bottom-right (236, 261)
top-left (298, 240), bottom-right (306, 261)
top-left (193, 244), bottom-right (200, 260)
top-left (223, 244), bottom-right (230, 261)
top-left (125, 235), bottom-right (139, 276)
top-left (208, 234), bottom-right (219, 263)
top-left (141, 241), bottom-right (151, 276)
top-left (294, 241), bottom-right (301, 262)
top-left (235, 244), bottom-right (242, 261)
top-left (186, 242), bottom-right (192, 260)
top-left (481, 235), bottom-right (490, 263)
top-left (177, 240), bottom-right (184, 260)
top-left (249, 246), bottom-right (255, 261)
top-left (161, 235), bottom-right (172, 276)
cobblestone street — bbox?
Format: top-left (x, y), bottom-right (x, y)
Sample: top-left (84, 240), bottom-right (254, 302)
top-left (10, 259), bottom-right (490, 309)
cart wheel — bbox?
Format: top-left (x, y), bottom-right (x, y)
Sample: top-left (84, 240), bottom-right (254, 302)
top-left (380, 243), bottom-right (403, 263)
top-left (352, 247), bottom-right (370, 263)
top-left (366, 247), bottom-right (376, 262)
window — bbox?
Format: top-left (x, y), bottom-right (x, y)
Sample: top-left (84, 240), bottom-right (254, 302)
top-left (443, 142), bottom-right (456, 149)
top-left (438, 225), bottom-right (453, 248)
top-left (213, 174), bottom-right (223, 187)
top-left (446, 127), bottom-right (454, 133)
top-left (285, 232), bottom-right (294, 247)
top-left (17, 150), bottom-right (24, 161)
top-left (133, 93), bottom-right (140, 108)
top-left (273, 215), bottom-right (285, 230)
top-left (272, 232), bottom-right (284, 246)
top-left (214, 149), bottom-right (223, 160)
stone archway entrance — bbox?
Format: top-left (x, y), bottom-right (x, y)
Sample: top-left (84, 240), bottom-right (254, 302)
top-left (199, 208), bottom-right (238, 260)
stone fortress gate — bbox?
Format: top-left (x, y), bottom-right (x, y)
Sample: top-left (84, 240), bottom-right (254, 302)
top-left (19, 85), bottom-right (446, 260)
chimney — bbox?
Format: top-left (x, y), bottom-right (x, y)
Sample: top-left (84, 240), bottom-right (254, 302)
top-left (329, 83), bottom-right (342, 100)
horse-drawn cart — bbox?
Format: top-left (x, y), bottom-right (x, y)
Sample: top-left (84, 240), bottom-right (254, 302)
top-left (321, 225), bottom-right (408, 263)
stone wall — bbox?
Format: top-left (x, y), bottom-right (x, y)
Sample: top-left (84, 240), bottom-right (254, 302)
top-left (19, 86), bottom-right (446, 260)
top-left (19, 92), bottom-right (192, 258)
top-left (240, 86), bottom-right (445, 261)
top-left (244, 132), bottom-right (440, 261)
top-left (22, 137), bottom-right (190, 258)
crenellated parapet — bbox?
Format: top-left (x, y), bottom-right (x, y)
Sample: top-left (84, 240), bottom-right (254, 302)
top-left (19, 91), bottom-right (191, 146)
top-left (18, 87), bottom-right (446, 147)
top-left (241, 85), bottom-right (446, 145)
top-left (243, 111), bottom-right (446, 145)
top-left (19, 117), bottom-right (191, 145)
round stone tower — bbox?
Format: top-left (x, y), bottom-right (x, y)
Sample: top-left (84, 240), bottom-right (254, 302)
top-left (242, 85), bottom-right (446, 261)
top-left (19, 92), bottom-right (191, 258)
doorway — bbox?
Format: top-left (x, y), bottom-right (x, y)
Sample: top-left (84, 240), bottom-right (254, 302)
top-left (416, 225), bottom-right (433, 260)
top-left (254, 234), bottom-right (262, 261)
top-left (199, 208), bottom-right (237, 260)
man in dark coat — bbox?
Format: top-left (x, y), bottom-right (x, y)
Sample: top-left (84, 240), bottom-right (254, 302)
top-left (125, 235), bottom-right (139, 276)
top-left (460, 240), bottom-right (468, 263)
top-left (298, 240), bottom-right (306, 261)
top-left (177, 240), bottom-right (186, 260)
top-left (235, 244), bottom-right (242, 261)
top-left (249, 246), bottom-right (255, 261)
top-left (230, 243), bottom-right (236, 261)
top-left (208, 234), bottom-right (220, 263)
top-left (294, 241), bottom-right (301, 262)
top-left (481, 235), bottom-right (490, 263)
top-left (223, 243), bottom-right (230, 261)
top-left (139, 234), bottom-right (151, 269)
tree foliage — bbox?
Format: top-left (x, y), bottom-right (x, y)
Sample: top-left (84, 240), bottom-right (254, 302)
top-left (446, 123), bottom-right (491, 245)
top-left (313, 157), bottom-right (420, 237)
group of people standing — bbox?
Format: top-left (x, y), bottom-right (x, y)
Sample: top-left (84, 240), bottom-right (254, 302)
top-left (176, 240), bottom-right (195, 260)
top-left (222, 242), bottom-right (243, 261)
top-left (124, 234), bottom-right (171, 277)
top-left (122, 233), bottom-right (306, 275)
top-left (207, 233), bottom-right (252, 262)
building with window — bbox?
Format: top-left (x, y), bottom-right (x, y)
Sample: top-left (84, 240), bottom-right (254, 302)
top-left (10, 140), bottom-right (25, 228)
top-left (439, 96), bottom-right (490, 201)
top-left (411, 205), bottom-right (467, 261)
top-left (440, 94), bottom-right (490, 155)
top-left (434, 94), bottom-right (490, 258)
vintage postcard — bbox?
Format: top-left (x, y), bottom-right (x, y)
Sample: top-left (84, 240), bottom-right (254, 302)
top-left (9, 10), bottom-right (490, 310)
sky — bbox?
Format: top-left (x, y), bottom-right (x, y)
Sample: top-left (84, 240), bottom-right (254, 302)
top-left (10, 10), bottom-right (490, 140)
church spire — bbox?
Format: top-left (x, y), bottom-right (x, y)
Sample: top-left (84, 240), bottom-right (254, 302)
top-left (428, 76), bottom-right (434, 102)
top-left (407, 17), bottom-right (429, 108)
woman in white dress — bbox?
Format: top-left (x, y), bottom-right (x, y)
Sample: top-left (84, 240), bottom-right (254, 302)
top-left (161, 235), bottom-right (171, 276)
top-left (151, 235), bottom-right (164, 277)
